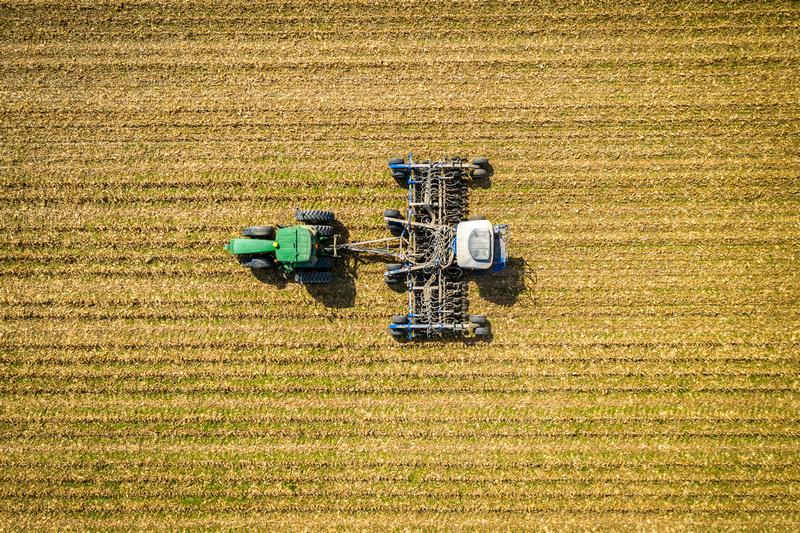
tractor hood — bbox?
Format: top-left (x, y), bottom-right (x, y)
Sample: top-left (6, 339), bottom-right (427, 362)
top-left (275, 226), bottom-right (313, 264)
top-left (225, 238), bottom-right (278, 255)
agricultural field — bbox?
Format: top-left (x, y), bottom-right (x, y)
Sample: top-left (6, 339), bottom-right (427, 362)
top-left (1, 0), bottom-right (799, 529)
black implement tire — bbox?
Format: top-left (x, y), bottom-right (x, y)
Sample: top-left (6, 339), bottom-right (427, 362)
top-left (467, 214), bottom-right (486, 221)
top-left (309, 225), bottom-right (334, 237)
top-left (388, 223), bottom-right (403, 237)
top-left (295, 209), bottom-right (335, 224)
top-left (471, 168), bottom-right (488, 180)
top-left (383, 209), bottom-right (403, 220)
top-left (243, 257), bottom-right (274, 269)
top-left (388, 157), bottom-right (405, 167)
top-left (391, 315), bottom-right (408, 324)
top-left (315, 256), bottom-right (335, 270)
top-left (474, 326), bottom-right (491, 337)
top-left (392, 172), bottom-right (408, 187)
top-left (389, 328), bottom-right (408, 341)
top-left (243, 226), bottom-right (275, 239)
top-left (294, 270), bottom-right (334, 284)
top-left (472, 157), bottom-right (490, 168)
top-left (386, 263), bottom-right (402, 274)
top-left (469, 315), bottom-right (488, 325)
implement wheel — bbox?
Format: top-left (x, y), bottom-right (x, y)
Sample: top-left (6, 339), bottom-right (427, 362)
top-left (469, 315), bottom-right (488, 325)
top-left (389, 328), bottom-right (408, 342)
top-left (471, 168), bottom-right (488, 180)
top-left (474, 326), bottom-right (491, 337)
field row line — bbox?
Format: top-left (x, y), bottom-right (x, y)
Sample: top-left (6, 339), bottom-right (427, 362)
top-left (3, 386), bottom-right (797, 396)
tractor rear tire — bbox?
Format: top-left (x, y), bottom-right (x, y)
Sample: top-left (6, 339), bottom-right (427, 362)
top-left (295, 209), bottom-right (335, 224)
top-left (469, 315), bottom-right (488, 325)
top-left (243, 226), bottom-right (275, 239)
top-left (315, 256), bottom-right (335, 270)
top-left (309, 225), bottom-right (334, 237)
top-left (294, 270), bottom-right (334, 284)
top-left (474, 326), bottom-right (491, 337)
top-left (243, 257), bottom-right (274, 269)
top-left (467, 214), bottom-right (486, 221)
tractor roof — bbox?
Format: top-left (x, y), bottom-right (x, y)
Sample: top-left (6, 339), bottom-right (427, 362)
top-left (275, 226), bottom-right (313, 264)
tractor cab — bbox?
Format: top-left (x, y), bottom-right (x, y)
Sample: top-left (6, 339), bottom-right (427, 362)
top-left (274, 226), bottom-right (315, 267)
top-left (224, 225), bottom-right (319, 271)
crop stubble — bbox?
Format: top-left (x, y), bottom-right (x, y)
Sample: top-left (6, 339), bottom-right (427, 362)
top-left (1, 0), bottom-right (799, 529)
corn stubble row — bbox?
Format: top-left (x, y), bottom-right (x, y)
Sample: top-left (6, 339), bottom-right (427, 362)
top-left (1, 0), bottom-right (799, 529)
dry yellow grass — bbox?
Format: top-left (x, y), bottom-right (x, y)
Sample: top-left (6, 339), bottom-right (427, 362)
top-left (1, 0), bottom-right (799, 529)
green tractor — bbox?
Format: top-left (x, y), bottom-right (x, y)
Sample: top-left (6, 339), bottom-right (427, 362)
top-left (223, 209), bottom-right (338, 284)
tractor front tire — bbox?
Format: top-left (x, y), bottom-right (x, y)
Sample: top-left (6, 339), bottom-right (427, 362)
top-left (243, 226), bottom-right (275, 239)
top-left (243, 257), bottom-right (274, 269)
top-left (295, 270), bottom-right (334, 284)
top-left (295, 209), bottom-right (335, 224)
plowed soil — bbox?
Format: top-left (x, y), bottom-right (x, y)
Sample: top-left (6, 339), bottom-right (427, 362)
top-left (2, 0), bottom-right (799, 529)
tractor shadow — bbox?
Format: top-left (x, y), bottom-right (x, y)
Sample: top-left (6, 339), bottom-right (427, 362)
top-left (249, 220), bottom-right (357, 308)
top-left (301, 219), bottom-right (357, 309)
top-left (472, 256), bottom-right (535, 307)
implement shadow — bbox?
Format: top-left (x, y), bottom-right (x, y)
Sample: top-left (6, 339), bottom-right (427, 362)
top-left (473, 257), bottom-right (534, 307)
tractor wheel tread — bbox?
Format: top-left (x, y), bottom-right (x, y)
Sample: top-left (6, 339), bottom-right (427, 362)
top-left (309, 225), bottom-right (334, 237)
top-left (295, 209), bottom-right (335, 223)
top-left (294, 270), bottom-right (334, 284)
top-left (242, 226), bottom-right (275, 239)
top-left (243, 258), bottom-right (274, 269)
